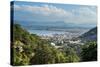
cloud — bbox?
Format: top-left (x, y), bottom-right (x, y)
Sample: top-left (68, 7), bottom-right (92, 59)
top-left (14, 4), bottom-right (73, 22)
top-left (68, 6), bottom-right (97, 24)
top-left (14, 4), bottom-right (97, 24)
top-left (14, 4), bottom-right (72, 16)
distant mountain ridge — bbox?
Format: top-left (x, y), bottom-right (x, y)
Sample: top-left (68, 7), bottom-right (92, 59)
top-left (14, 20), bottom-right (95, 30)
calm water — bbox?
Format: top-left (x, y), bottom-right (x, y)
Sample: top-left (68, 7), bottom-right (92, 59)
top-left (27, 29), bottom-right (89, 37)
top-left (28, 29), bottom-right (68, 36)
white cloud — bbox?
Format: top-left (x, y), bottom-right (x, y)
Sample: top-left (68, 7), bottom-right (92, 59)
top-left (16, 4), bottom-right (72, 17)
top-left (67, 6), bottom-right (97, 24)
top-left (14, 4), bottom-right (97, 24)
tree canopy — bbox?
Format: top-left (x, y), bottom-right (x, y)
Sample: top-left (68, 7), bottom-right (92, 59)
top-left (11, 24), bottom-right (97, 66)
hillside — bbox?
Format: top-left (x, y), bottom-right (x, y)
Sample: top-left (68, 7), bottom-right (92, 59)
top-left (12, 24), bottom-right (79, 65)
top-left (12, 24), bottom-right (42, 65)
top-left (11, 24), bottom-right (97, 66)
top-left (79, 27), bottom-right (97, 42)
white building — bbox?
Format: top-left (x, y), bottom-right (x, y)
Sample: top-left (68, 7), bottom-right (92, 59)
top-left (69, 40), bottom-right (81, 44)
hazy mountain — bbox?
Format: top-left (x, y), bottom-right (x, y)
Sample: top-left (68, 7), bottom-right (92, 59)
top-left (14, 20), bottom-right (94, 30)
top-left (79, 27), bottom-right (97, 42)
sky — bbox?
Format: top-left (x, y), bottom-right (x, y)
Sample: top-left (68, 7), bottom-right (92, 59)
top-left (12, 1), bottom-right (97, 26)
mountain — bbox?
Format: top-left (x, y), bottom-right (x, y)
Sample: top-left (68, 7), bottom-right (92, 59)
top-left (79, 27), bottom-right (97, 42)
top-left (12, 24), bottom-right (68, 65)
top-left (14, 20), bottom-right (94, 31)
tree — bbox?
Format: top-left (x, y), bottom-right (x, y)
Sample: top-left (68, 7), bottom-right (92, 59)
top-left (12, 24), bottom-right (40, 65)
top-left (63, 46), bottom-right (80, 62)
top-left (55, 51), bottom-right (66, 63)
top-left (30, 43), bottom-right (55, 64)
top-left (12, 41), bottom-right (30, 66)
top-left (81, 41), bottom-right (97, 61)
top-left (30, 42), bottom-right (67, 64)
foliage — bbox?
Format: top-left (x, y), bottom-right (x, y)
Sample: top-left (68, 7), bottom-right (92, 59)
top-left (12, 24), bottom-right (39, 65)
top-left (13, 41), bottom-right (30, 65)
top-left (12, 24), bottom-right (97, 66)
top-left (30, 42), bottom-right (66, 64)
top-left (79, 27), bottom-right (97, 42)
top-left (81, 41), bottom-right (97, 61)
top-left (62, 46), bottom-right (80, 62)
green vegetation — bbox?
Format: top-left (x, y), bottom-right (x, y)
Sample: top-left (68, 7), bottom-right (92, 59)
top-left (62, 46), bottom-right (80, 62)
top-left (81, 41), bottom-right (97, 61)
top-left (30, 44), bottom-right (66, 64)
top-left (12, 24), bottom-right (38, 65)
top-left (79, 27), bottom-right (97, 42)
top-left (12, 24), bottom-right (97, 66)
top-left (12, 24), bottom-right (67, 65)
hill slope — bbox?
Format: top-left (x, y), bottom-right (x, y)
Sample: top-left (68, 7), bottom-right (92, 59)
top-left (11, 24), bottom-right (72, 65)
top-left (79, 27), bottom-right (97, 42)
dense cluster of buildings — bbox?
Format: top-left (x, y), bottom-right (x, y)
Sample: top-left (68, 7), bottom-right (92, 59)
top-left (40, 33), bottom-right (84, 48)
